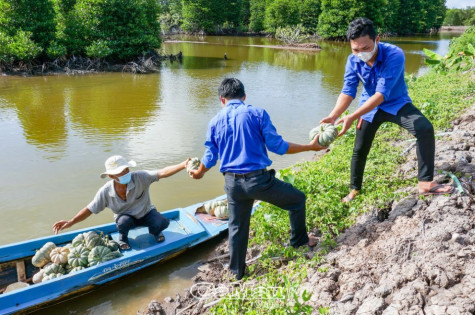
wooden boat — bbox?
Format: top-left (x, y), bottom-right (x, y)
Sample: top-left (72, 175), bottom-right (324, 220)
top-left (0, 196), bottom-right (231, 314)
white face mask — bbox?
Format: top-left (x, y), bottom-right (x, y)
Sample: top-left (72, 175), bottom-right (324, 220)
top-left (356, 41), bottom-right (377, 62)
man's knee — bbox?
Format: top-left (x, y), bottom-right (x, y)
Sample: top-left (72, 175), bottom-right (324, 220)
top-left (116, 215), bottom-right (135, 232)
top-left (296, 189), bottom-right (306, 207)
top-left (414, 118), bottom-right (434, 138)
top-left (286, 187), bottom-right (306, 211)
top-left (148, 210), bottom-right (170, 231)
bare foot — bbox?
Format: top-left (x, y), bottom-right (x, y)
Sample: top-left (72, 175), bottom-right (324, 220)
top-left (342, 189), bottom-right (360, 203)
top-left (308, 234), bottom-right (319, 247)
top-left (418, 181), bottom-right (454, 195)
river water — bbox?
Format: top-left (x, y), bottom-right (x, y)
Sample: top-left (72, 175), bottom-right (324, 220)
top-left (0, 33), bottom-right (459, 314)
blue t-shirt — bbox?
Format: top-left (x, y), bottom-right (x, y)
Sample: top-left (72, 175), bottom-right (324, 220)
top-left (341, 42), bottom-right (412, 122)
top-left (201, 100), bottom-right (289, 173)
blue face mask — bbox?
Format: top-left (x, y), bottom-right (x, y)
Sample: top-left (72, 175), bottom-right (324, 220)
top-left (116, 172), bottom-right (132, 185)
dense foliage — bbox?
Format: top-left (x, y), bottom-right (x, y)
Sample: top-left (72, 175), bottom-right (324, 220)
top-left (0, 0), bottom-right (161, 67)
top-left (159, 0), bottom-right (446, 38)
top-left (443, 7), bottom-right (475, 26)
top-left (424, 25), bottom-right (475, 73)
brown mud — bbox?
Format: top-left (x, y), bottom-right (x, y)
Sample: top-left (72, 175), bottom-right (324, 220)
top-left (140, 105), bottom-right (475, 315)
top-left (0, 51), bottom-right (183, 76)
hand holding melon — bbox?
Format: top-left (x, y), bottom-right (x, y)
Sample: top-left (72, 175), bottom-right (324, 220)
top-left (309, 123), bottom-right (339, 146)
top-left (186, 157), bottom-right (201, 173)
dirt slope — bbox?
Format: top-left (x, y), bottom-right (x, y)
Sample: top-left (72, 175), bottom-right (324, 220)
top-left (140, 105), bottom-right (475, 315)
top-left (301, 106), bottom-right (475, 314)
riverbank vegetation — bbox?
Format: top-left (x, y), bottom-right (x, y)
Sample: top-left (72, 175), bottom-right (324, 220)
top-left (206, 24), bottom-right (475, 315)
top-left (160, 0), bottom-right (446, 38)
top-left (0, 0), bottom-right (162, 73)
top-left (443, 6), bottom-right (475, 26)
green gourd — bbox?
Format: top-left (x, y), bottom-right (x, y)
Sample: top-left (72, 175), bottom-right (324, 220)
top-left (103, 250), bottom-right (122, 261)
top-left (186, 157), bottom-right (201, 172)
top-left (309, 123), bottom-right (338, 146)
top-left (32, 242), bottom-right (56, 268)
top-left (50, 247), bottom-right (70, 265)
top-left (204, 202), bottom-right (213, 214)
top-left (65, 264), bottom-right (73, 273)
top-left (42, 273), bottom-right (61, 282)
top-left (88, 246), bottom-right (113, 266)
top-left (103, 237), bottom-right (120, 252)
top-left (84, 231), bottom-right (103, 250)
top-left (44, 263), bottom-right (66, 276)
top-left (68, 246), bottom-right (90, 268)
top-left (214, 205), bottom-right (229, 219)
top-left (72, 233), bottom-right (86, 247)
top-left (70, 266), bottom-right (85, 273)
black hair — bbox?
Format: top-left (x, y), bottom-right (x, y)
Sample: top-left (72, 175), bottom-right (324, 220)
top-left (347, 17), bottom-right (376, 41)
top-left (218, 78), bottom-right (245, 99)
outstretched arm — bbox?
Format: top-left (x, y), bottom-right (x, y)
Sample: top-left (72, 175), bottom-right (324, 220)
top-left (286, 135), bottom-right (326, 154)
top-left (157, 158), bottom-right (190, 179)
top-left (53, 207), bottom-right (92, 234)
top-left (336, 92), bottom-right (384, 136)
top-left (320, 93), bottom-right (354, 125)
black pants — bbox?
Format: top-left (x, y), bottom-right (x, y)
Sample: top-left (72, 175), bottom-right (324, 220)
top-left (224, 169), bottom-right (309, 279)
top-left (351, 103), bottom-right (435, 190)
top-left (115, 208), bottom-right (170, 244)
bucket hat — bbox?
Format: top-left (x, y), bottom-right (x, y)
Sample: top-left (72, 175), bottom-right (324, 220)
top-left (100, 155), bottom-right (136, 178)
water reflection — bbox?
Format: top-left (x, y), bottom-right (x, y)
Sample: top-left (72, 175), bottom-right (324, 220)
top-left (67, 74), bottom-right (161, 138)
top-left (1, 78), bottom-right (67, 155)
top-left (0, 32), bottom-right (462, 315)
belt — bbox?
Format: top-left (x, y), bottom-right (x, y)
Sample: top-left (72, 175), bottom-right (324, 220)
top-left (224, 169), bottom-right (267, 178)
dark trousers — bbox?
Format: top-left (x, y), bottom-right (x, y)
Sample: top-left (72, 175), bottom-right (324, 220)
top-left (115, 208), bottom-right (170, 244)
top-left (224, 169), bottom-right (309, 279)
top-left (351, 103), bottom-right (435, 190)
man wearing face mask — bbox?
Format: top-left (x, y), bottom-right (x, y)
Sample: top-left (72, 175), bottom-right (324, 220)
top-left (320, 17), bottom-right (453, 203)
top-left (53, 155), bottom-right (190, 250)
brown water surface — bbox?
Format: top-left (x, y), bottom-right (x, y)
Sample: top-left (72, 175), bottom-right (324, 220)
top-left (0, 32), bottom-right (459, 314)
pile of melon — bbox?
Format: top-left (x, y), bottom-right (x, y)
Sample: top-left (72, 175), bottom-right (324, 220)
top-left (200, 199), bottom-right (229, 219)
top-left (31, 231), bottom-right (122, 283)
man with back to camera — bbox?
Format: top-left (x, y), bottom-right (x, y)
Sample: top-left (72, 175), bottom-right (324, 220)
top-left (320, 17), bottom-right (453, 203)
top-left (53, 155), bottom-right (190, 250)
top-left (189, 78), bottom-right (326, 280)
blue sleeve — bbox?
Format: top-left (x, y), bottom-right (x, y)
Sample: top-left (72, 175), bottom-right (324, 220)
top-left (341, 56), bottom-right (359, 98)
top-left (201, 120), bottom-right (219, 169)
top-left (376, 48), bottom-right (405, 100)
top-left (261, 110), bottom-right (289, 155)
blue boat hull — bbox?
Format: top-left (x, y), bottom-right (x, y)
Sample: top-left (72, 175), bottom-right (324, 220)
top-left (0, 197), bottom-right (230, 314)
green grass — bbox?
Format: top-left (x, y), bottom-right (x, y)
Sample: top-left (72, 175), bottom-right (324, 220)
top-left (209, 68), bottom-right (474, 314)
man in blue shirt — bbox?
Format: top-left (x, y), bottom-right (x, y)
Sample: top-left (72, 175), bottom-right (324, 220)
top-left (320, 17), bottom-right (453, 203)
top-left (190, 78), bottom-right (325, 280)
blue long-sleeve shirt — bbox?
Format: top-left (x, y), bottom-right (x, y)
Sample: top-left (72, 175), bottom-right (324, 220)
top-left (341, 42), bottom-right (412, 123)
top-left (201, 100), bottom-right (289, 173)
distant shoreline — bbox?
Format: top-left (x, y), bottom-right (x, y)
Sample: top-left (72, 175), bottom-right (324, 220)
top-left (164, 40), bottom-right (322, 52)
top-left (440, 25), bottom-right (469, 32)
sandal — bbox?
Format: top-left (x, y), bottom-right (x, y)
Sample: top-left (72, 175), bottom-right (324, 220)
top-left (118, 241), bottom-right (131, 251)
top-left (420, 184), bottom-right (454, 196)
top-left (154, 232), bottom-right (165, 243)
top-left (342, 190), bottom-right (360, 203)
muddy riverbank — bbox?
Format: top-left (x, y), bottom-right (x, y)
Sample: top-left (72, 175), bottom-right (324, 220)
top-left (0, 51), bottom-right (183, 76)
top-left (140, 104), bottom-right (475, 314)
